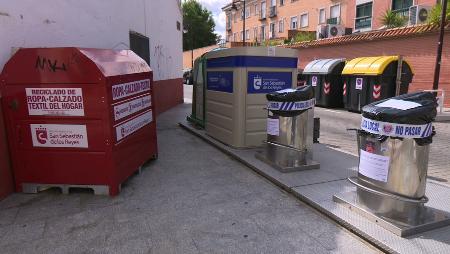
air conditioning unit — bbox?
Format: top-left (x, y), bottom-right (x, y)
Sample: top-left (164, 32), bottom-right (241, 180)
top-left (327, 24), bottom-right (345, 38)
top-left (409, 5), bottom-right (431, 25)
top-left (316, 24), bottom-right (328, 39)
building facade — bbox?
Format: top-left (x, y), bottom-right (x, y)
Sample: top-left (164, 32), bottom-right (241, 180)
top-left (223, 0), bottom-right (439, 42)
top-left (0, 0), bottom-right (184, 115)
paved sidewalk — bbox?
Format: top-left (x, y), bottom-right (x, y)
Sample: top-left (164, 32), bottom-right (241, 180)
top-left (0, 103), bottom-right (378, 254)
top-left (315, 107), bottom-right (450, 184)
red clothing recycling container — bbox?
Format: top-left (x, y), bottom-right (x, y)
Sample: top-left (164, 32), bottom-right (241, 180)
top-left (0, 100), bottom-right (14, 200)
top-left (0, 47), bottom-right (158, 196)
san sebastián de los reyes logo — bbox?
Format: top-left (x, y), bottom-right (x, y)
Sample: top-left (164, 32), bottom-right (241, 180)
top-left (383, 124), bottom-right (393, 134)
top-left (35, 127), bottom-right (48, 144)
top-left (253, 76), bottom-right (262, 90)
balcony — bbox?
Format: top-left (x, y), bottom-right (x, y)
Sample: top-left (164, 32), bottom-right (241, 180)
top-left (392, 8), bottom-right (410, 18)
top-left (259, 12), bottom-right (267, 20)
top-left (355, 16), bottom-right (372, 30)
top-left (327, 17), bottom-right (341, 25)
top-left (269, 6), bottom-right (277, 18)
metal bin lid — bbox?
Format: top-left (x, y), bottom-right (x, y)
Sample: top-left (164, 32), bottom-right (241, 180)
top-left (302, 58), bottom-right (346, 74)
top-left (342, 56), bottom-right (413, 76)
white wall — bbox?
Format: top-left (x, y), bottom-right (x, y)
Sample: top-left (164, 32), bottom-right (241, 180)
top-left (0, 0), bottom-right (182, 81)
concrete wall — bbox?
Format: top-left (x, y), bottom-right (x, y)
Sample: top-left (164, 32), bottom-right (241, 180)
top-left (0, 0), bottom-right (183, 113)
top-left (295, 32), bottom-right (450, 106)
top-left (183, 44), bottom-right (220, 69)
top-left (0, 0), bottom-right (183, 81)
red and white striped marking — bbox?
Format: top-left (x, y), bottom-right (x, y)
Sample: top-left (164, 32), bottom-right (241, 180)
top-left (373, 84), bottom-right (381, 99)
top-left (324, 82), bottom-right (331, 95)
top-left (343, 82), bottom-right (347, 96)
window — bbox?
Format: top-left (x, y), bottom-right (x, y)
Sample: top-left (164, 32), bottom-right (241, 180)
top-left (290, 16), bottom-right (298, 29)
top-left (280, 0), bottom-right (284, 6)
top-left (261, 2), bottom-right (266, 18)
top-left (392, 0), bottom-right (413, 17)
top-left (246, 29), bottom-right (250, 40)
top-left (261, 25), bottom-right (266, 40)
top-left (241, 9), bottom-right (244, 20)
top-left (129, 31), bottom-right (150, 64)
top-left (240, 31), bottom-right (244, 41)
top-left (319, 8), bottom-right (326, 24)
top-left (300, 13), bottom-right (309, 28)
top-left (270, 22), bottom-right (276, 38)
top-left (279, 19), bottom-right (284, 33)
top-left (271, 0), bottom-right (276, 7)
top-left (254, 4), bottom-right (259, 15)
top-left (233, 33), bottom-right (237, 42)
top-left (329, 4), bottom-right (341, 24)
top-left (227, 14), bottom-right (232, 29)
top-left (245, 7), bottom-right (250, 18)
top-left (253, 27), bottom-right (258, 40)
top-left (355, 2), bottom-right (373, 30)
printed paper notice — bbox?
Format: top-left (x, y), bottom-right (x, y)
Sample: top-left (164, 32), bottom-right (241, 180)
top-left (359, 150), bottom-right (390, 182)
top-left (267, 118), bottom-right (279, 136)
top-left (376, 99), bottom-right (421, 111)
top-left (26, 88), bottom-right (84, 116)
top-left (30, 124), bottom-right (88, 148)
top-left (355, 78), bottom-right (363, 90)
top-left (311, 76), bottom-right (318, 87)
top-left (268, 46), bottom-right (276, 56)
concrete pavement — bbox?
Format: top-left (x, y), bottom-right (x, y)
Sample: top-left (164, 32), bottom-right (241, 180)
top-left (0, 101), bottom-right (378, 253)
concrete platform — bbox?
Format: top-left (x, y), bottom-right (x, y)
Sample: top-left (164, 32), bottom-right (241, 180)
top-left (436, 113), bottom-right (450, 122)
top-left (180, 120), bottom-right (450, 254)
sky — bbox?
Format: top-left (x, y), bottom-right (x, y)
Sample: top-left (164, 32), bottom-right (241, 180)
top-left (196, 0), bottom-right (229, 39)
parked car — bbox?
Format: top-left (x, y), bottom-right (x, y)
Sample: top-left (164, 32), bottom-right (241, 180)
top-left (183, 68), bottom-right (192, 85)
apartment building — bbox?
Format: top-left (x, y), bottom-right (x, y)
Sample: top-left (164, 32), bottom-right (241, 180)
top-left (223, 0), bottom-right (439, 42)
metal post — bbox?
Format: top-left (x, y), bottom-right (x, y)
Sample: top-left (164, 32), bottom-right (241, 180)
top-left (432, 0), bottom-right (448, 91)
top-left (395, 55), bottom-right (403, 96)
top-left (191, 29), bottom-right (194, 68)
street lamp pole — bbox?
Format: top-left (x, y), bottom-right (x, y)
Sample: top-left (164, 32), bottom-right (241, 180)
top-left (432, 0), bottom-right (448, 91)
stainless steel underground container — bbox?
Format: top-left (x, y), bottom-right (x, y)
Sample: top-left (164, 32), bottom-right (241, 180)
top-left (352, 92), bottom-right (437, 218)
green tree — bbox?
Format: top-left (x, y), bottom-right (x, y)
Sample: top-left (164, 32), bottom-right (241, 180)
top-left (182, 0), bottom-right (218, 51)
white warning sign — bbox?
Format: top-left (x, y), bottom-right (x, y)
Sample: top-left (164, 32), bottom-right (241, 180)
top-left (359, 150), bottom-right (390, 182)
top-left (114, 95), bottom-right (151, 121)
top-left (267, 118), bottom-right (280, 136)
top-left (112, 79), bottom-right (151, 101)
top-left (26, 88), bottom-right (84, 116)
top-left (115, 111), bottom-right (153, 141)
top-left (30, 124), bottom-right (88, 148)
